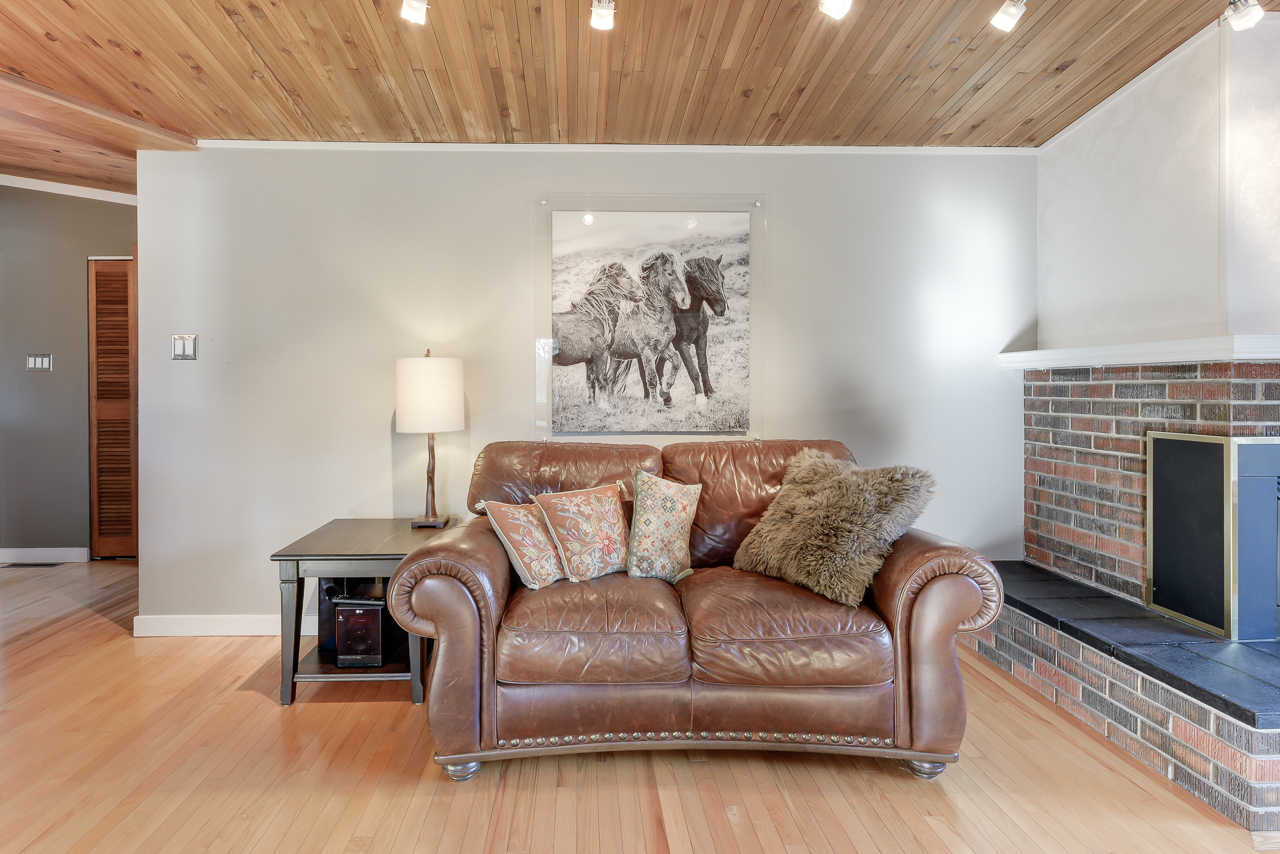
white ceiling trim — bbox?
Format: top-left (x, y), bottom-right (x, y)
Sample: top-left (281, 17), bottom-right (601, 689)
top-left (0, 173), bottom-right (137, 205)
top-left (194, 140), bottom-right (1039, 155)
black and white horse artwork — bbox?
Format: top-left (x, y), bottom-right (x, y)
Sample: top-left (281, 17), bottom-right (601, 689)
top-left (549, 210), bottom-right (750, 434)
top-left (598, 248), bottom-right (689, 408)
top-left (656, 255), bottom-right (728, 408)
top-left (550, 262), bottom-right (642, 406)
top-left (603, 255), bottom-right (729, 409)
top-left (552, 248), bottom-right (689, 410)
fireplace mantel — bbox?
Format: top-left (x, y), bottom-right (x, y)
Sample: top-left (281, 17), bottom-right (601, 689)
top-left (998, 335), bottom-right (1280, 370)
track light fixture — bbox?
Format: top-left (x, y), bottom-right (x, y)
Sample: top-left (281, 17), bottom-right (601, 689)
top-left (1224, 0), bottom-right (1264, 30)
top-left (991, 0), bottom-right (1027, 32)
top-left (590, 0), bottom-right (615, 30)
top-left (818, 0), bottom-right (853, 19)
top-left (400, 0), bottom-right (429, 25)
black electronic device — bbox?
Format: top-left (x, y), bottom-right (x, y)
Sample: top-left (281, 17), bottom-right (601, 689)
top-left (335, 599), bottom-right (385, 667)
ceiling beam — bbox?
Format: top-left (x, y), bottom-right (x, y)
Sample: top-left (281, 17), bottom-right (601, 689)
top-left (0, 71), bottom-right (196, 152)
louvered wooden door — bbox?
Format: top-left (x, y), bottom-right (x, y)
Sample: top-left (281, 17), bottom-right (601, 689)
top-left (89, 257), bottom-right (137, 557)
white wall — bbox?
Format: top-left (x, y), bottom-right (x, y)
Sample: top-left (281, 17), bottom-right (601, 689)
top-left (1037, 16), bottom-right (1280, 351)
top-left (1226, 18), bottom-right (1280, 333)
top-left (136, 145), bottom-right (1036, 626)
top-left (1037, 26), bottom-right (1223, 350)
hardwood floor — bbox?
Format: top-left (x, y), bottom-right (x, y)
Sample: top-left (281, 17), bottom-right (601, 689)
top-left (0, 560), bottom-right (1262, 853)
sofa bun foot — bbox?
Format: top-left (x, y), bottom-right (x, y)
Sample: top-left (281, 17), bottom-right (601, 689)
top-left (906, 760), bottom-right (947, 780)
top-left (443, 761), bottom-right (482, 782)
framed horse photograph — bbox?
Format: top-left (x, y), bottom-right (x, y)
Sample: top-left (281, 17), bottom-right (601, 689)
top-left (547, 209), bottom-right (751, 434)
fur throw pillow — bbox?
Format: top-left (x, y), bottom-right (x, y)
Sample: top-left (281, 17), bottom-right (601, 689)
top-left (733, 449), bottom-right (936, 607)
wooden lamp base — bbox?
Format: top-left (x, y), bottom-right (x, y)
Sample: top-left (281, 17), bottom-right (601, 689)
top-left (410, 432), bottom-right (453, 530)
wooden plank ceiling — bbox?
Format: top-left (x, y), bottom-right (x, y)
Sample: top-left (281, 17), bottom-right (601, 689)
top-left (0, 0), bottom-right (1274, 193)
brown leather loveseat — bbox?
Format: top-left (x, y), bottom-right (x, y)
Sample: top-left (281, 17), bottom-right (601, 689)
top-left (388, 439), bottom-right (1003, 783)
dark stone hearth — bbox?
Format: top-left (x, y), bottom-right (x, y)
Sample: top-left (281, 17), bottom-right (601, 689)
top-left (993, 560), bottom-right (1280, 728)
top-left (1064, 618), bottom-right (1220, 652)
top-left (1002, 579), bottom-right (1112, 601)
top-left (1017, 595), bottom-right (1156, 624)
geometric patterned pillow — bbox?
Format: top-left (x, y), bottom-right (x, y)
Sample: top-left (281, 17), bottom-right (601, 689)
top-left (485, 501), bottom-right (567, 590)
top-left (534, 484), bottom-right (630, 582)
top-left (625, 468), bottom-right (701, 583)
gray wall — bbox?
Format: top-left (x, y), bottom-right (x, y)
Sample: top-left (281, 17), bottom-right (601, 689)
top-left (0, 186), bottom-right (137, 549)
top-left (137, 145), bottom-right (1037, 621)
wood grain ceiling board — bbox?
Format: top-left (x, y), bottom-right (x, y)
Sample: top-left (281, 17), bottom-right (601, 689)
top-left (0, 111), bottom-right (136, 191)
top-left (0, 0), bottom-right (1276, 192)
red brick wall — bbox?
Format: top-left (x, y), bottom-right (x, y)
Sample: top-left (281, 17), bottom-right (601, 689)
top-left (1023, 362), bottom-right (1280, 601)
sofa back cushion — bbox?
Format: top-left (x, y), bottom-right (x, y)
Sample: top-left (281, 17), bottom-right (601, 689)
top-left (468, 441), bottom-right (662, 520)
top-left (661, 439), bottom-right (855, 567)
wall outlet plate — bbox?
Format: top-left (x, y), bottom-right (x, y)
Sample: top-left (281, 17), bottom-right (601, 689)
top-left (26, 354), bottom-right (51, 371)
top-left (172, 335), bottom-right (197, 360)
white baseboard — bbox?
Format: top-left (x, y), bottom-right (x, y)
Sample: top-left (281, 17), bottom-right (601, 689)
top-left (0, 547), bottom-right (91, 563)
top-left (133, 614), bottom-right (320, 637)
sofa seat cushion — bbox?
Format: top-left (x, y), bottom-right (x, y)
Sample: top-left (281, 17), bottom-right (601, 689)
top-left (678, 566), bottom-right (894, 688)
top-left (496, 573), bottom-right (691, 684)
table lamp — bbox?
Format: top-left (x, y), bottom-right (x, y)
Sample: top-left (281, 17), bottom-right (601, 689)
top-left (395, 351), bottom-right (464, 528)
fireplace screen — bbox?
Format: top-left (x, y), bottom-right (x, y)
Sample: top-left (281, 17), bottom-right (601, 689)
top-left (1147, 432), bottom-right (1280, 640)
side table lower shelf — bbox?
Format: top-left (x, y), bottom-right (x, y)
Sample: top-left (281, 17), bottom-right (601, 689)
top-left (295, 636), bottom-right (412, 682)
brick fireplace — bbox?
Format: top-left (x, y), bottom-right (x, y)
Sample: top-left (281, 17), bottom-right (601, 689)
top-left (1024, 362), bottom-right (1280, 601)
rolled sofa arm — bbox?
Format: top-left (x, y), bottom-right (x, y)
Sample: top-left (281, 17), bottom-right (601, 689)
top-left (388, 517), bottom-right (512, 757)
top-left (868, 528), bottom-right (1003, 755)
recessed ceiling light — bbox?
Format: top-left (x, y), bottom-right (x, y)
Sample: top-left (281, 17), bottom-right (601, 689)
top-left (991, 0), bottom-right (1026, 32)
top-left (687, 218), bottom-right (697, 229)
top-left (1224, 0), bottom-right (1264, 30)
top-left (401, 0), bottom-right (429, 25)
top-left (590, 0), bottom-right (615, 30)
top-left (583, 214), bottom-right (595, 225)
top-left (818, 0), bottom-right (852, 19)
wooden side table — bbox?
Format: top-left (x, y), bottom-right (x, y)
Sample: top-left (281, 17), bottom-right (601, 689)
top-left (271, 517), bottom-right (454, 705)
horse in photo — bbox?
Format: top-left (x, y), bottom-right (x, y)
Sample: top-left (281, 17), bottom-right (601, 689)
top-left (598, 247), bottom-right (689, 407)
top-left (551, 262), bottom-right (642, 407)
top-left (657, 255), bottom-right (727, 408)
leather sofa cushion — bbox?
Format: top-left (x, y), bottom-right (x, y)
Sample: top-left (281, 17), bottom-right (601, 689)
top-left (678, 566), bottom-right (894, 687)
top-left (467, 441), bottom-right (662, 519)
top-left (661, 439), bottom-right (854, 567)
top-left (496, 573), bottom-right (691, 684)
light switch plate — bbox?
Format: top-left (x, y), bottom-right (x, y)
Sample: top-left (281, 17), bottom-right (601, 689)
top-left (26, 354), bottom-right (51, 371)
top-left (172, 334), bottom-right (198, 360)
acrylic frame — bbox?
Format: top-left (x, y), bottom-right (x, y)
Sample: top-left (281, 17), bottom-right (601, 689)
top-left (533, 194), bottom-right (766, 442)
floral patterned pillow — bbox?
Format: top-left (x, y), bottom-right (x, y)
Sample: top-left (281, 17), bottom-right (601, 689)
top-left (485, 501), bottom-right (566, 590)
top-left (625, 468), bottom-right (701, 583)
top-left (534, 485), bottom-right (630, 582)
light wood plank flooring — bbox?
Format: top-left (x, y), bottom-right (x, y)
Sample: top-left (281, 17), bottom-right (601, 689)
top-left (0, 560), bottom-right (1262, 853)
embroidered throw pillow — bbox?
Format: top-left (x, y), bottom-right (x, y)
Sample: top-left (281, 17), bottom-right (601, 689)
top-left (626, 468), bottom-right (701, 583)
top-left (484, 501), bottom-right (567, 590)
top-left (734, 449), bottom-right (935, 607)
top-left (535, 485), bottom-right (630, 581)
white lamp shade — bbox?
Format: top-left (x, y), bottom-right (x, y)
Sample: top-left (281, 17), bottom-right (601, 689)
top-left (395, 357), bottom-right (464, 434)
